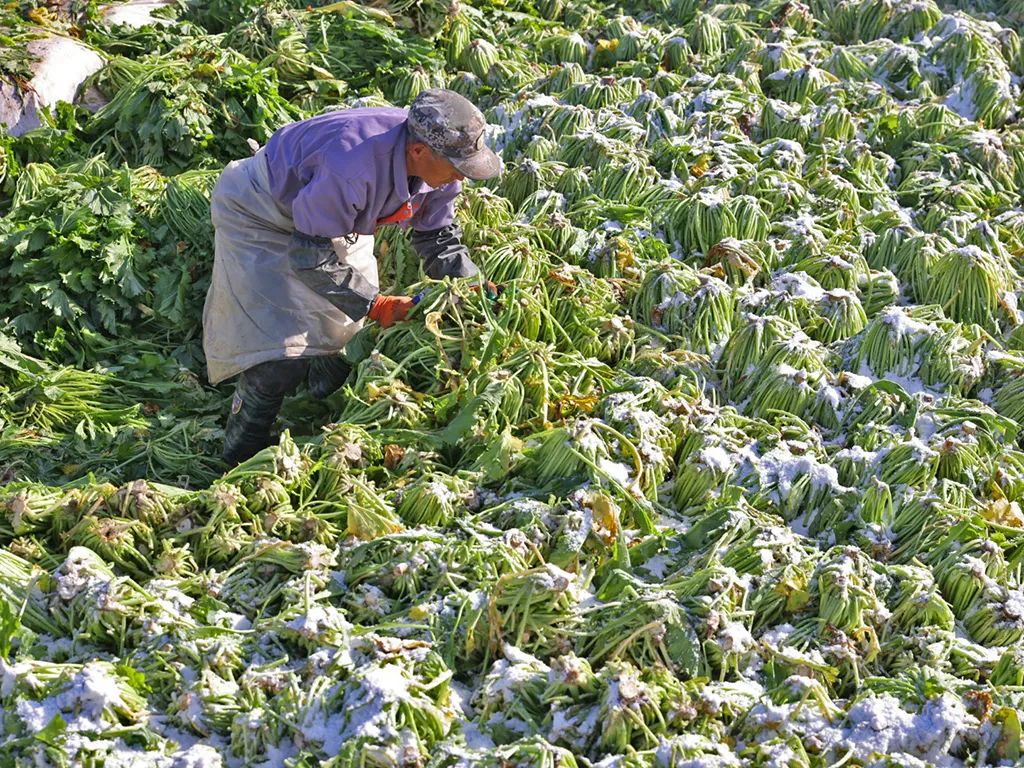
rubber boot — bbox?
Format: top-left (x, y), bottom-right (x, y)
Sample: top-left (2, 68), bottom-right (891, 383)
top-left (307, 355), bottom-right (352, 400)
top-left (223, 359), bottom-right (309, 464)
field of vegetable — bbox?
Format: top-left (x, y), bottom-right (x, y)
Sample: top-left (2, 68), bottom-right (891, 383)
top-left (3, 0), bottom-right (1024, 765)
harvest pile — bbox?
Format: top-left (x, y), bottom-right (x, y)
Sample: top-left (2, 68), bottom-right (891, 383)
top-left (3, 0), bottom-right (1024, 765)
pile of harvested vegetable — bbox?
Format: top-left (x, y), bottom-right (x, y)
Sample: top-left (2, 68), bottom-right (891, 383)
top-left (3, 0), bottom-right (1024, 765)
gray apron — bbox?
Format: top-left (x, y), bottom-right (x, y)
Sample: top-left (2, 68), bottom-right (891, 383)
top-left (202, 149), bottom-right (377, 384)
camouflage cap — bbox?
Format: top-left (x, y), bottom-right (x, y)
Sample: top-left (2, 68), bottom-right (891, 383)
top-left (407, 88), bottom-right (502, 181)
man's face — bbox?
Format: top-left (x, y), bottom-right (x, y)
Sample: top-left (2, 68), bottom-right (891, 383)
top-left (411, 143), bottom-right (465, 187)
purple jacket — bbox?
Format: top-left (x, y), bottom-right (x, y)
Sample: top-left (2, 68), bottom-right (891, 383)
top-left (261, 107), bottom-right (478, 321)
top-left (264, 107), bottom-right (460, 237)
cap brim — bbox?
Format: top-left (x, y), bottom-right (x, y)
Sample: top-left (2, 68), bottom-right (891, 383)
top-left (450, 146), bottom-right (503, 181)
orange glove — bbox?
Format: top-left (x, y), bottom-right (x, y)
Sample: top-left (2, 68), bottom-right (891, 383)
top-left (368, 295), bottom-right (414, 328)
top-left (471, 280), bottom-right (502, 300)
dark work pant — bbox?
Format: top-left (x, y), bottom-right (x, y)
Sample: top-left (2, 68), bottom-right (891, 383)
top-left (222, 355), bottom-right (351, 464)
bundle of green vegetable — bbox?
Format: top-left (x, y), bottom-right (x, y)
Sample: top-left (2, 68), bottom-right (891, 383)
top-left (3, 0), bottom-right (1024, 764)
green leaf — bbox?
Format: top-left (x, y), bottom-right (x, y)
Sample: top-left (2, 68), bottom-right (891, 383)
top-left (115, 663), bottom-right (152, 695)
top-left (106, 239), bottom-right (145, 298)
top-left (41, 286), bottom-right (78, 321)
top-left (474, 429), bottom-right (523, 483)
top-left (34, 714), bottom-right (66, 749)
top-left (27, 229), bottom-right (50, 252)
top-left (0, 599), bottom-right (19, 658)
top-left (665, 612), bottom-right (701, 679)
top-left (95, 299), bottom-right (120, 335)
top-left (436, 377), bottom-right (506, 447)
top-left (996, 707), bottom-right (1022, 761)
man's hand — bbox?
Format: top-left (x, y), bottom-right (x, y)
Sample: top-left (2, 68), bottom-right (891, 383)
top-left (471, 280), bottom-right (502, 300)
top-left (368, 295), bottom-right (415, 328)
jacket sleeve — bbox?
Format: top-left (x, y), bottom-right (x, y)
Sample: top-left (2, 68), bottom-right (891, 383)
top-left (410, 224), bottom-right (479, 280)
top-left (287, 231), bottom-right (378, 320)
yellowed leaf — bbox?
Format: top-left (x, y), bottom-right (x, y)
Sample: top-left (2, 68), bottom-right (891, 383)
top-left (984, 498), bottom-right (1024, 528)
top-left (424, 310), bottom-right (444, 338)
